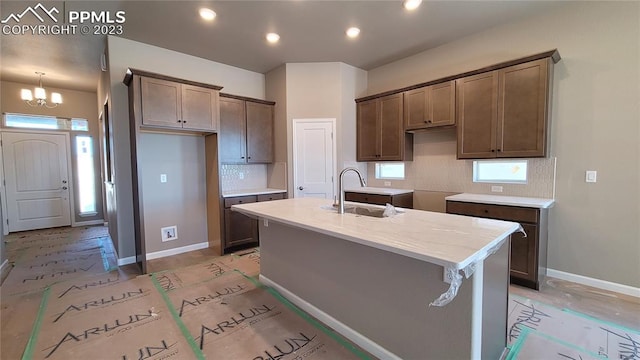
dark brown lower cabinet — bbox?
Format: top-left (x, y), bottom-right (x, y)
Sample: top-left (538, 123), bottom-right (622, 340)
top-left (222, 192), bottom-right (285, 254)
top-left (344, 191), bottom-right (414, 209)
top-left (446, 201), bottom-right (548, 290)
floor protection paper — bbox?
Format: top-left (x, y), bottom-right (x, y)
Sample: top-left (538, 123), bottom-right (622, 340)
top-left (507, 295), bottom-right (640, 359)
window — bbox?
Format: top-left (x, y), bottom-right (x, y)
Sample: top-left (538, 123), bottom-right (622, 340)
top-left (4, 113), bottom-right (88, 131)
top-left (473, 160), bottom-right (528, 184)
top-left (75, 136), bottom-right (97, 216)
top-left (375, 162), bottom-right (405, 180)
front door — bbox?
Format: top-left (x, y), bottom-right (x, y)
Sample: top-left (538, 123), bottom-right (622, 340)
top-left (293, 119), bottom-right (335, 199)
top-left (2, 131), bottom-right (71, 232)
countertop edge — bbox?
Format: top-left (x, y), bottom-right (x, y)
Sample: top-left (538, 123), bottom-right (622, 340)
top-left (344, 187), bottom-right (414, 196)
top-left (222, 189), bottom-right (287, 198)
top-left (232, 204), bottom-right (520, 271)
top-left (445, 193), bottom-right (555, 209)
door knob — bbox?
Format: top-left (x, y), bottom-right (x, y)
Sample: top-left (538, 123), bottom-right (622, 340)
top-left (298, 186), bottom-right (304, 190)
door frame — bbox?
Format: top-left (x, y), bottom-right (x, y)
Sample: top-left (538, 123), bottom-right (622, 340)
top-left (0, 129), bottom-right (76, 234)
top-left (292, 118), bottom-right (337, 200)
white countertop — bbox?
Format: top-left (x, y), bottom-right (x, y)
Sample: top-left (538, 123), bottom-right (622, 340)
top-left (222, 188), bottom-right (287, 198)
top-left (232, 198), bottom-right (520, 270)
top-left (445, 193), bottom-right (555, 209)
top-left (344, 187), bottom-right (414, 196)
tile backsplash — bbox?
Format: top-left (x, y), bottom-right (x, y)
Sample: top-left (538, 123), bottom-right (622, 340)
top-left (368, 130), bottom-right (556, 199)
top-left (220, 164), bottom-right (268, 191)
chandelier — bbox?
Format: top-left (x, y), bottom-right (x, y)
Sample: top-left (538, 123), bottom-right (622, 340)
top-left (21, 72), bottom-right (62, 108)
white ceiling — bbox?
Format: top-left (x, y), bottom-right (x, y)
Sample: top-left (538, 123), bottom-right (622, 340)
top-left (0, 0), bottom-right (565, 92)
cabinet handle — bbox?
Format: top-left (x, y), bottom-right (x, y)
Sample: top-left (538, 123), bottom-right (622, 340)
top-left (497, 149), bottom-right (501, 152)
top-left (177, 120), bottom-right (182, 123)
top-left (247, 156), bottom-right (251, 159)
top-left (427, 120), bottom-right (432, 123)
top-left (424, 120), bottom-right (429, 123)
top-left (183, 120), bottom-right (187, 123)
top-left (484, 209), bottom-right (489, 213)
top-left (241, 156), bottom-right (245, 159)
top-left (491, 149), bottom-right (495, 152)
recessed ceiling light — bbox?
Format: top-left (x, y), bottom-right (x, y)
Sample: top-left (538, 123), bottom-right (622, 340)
top-left (346, 27), bottom-right (360, 38)
top-left (266, 32), bottom-right (280, 44)
top-left (199, 8), bottom-right (216, 21)
top-left (403, 0), bottom-right (422, 11)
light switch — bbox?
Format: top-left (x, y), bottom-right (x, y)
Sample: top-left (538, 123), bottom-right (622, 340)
top-left (160, 174), bottom-right (167, 183)
top-left (585, 170), bottom-right (597, 183)
top-left (491, 186), bottom-right (503, 193)
top-left (384, 181), bottom-right (391, 187)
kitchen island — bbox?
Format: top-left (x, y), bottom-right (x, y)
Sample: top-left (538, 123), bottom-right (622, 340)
top-left (232, 198), bottom-right (521, 359)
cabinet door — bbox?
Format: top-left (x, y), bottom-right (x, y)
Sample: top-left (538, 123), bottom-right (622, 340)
top-left (430, 81), bottom-right (456, 127)
top-left (246, 102), bottom-right (274, 163)
top-left (379, 93), bottom-right (404, 160)
top-left (224, 209), bottom-right (258, 247)
top-left (181, 84), bottom-right (218, 131)
top-left (140, 77), bottom-right (182, 128)
top-left (219, 97), bottom-right (247, 164)
top-left (404, 87), bottom-right (429, 130)
top-left (456, 72), bottom-right (498, 159)
top-left (510, 223), bottom-right (538, 284)
top-left (356, 99), bottom-right (379, 161)
top-left (498, 59), bottom-right (549, 158)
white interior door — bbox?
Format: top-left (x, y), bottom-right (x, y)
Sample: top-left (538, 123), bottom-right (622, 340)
top-left (2, 131), bottom-right (71, 232)
top-left (293, 119), bottom-right (336, 199)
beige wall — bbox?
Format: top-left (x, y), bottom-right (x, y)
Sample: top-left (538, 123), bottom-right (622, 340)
top-left (139, 133), bottom-right (207, 253)
top-left (265, 65), bottom-right (288, 190)
top-left (0, 80), bottom-right (105, 226)
top-left (272, 62), bottom-right (367, 197)
top-left (365, 2), bottom-right (640, 288)
top-left (105, 36), bottom-right (265, 259)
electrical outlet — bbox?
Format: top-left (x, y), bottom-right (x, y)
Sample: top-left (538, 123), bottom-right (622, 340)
top-left (491, 185), bottom-right (503, 193)
top-left (586, 170), bottom-right (597, 183)
top-left (384, 181), bottom-right (391, 187)
top-left (161, 226), bottom-right (178, 242)
top-left (239, 172), bottom-right (244, 180)
top-left (160, 174), bottom-right (167, 183)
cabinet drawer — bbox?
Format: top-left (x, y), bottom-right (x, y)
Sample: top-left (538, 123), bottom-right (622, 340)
top-left (224, 195), bottom-right (257, 208)
top-left (257, 193), bottom-right (285, 202)
top-left (345, 192), bottom-right (392, 206)
top-left (446, 201), bottom-right (538, 223)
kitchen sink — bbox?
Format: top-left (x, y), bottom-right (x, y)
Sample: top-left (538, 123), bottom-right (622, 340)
top-left (321, 204), bottom-right (404, 218)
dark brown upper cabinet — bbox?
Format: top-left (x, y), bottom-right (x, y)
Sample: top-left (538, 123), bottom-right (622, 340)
top-left (456, 58), bottom-right (553, 159)
top-left (357, 93), bottom-right (412, 162)
top-left (404, 80), bottom-right (456, 131)
top-left (219, 95), bottom-right (275, 164)
top-left (139, 76), bottom-right (220, 132)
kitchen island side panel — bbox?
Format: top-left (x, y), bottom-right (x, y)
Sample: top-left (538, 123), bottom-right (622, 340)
top-left (259, 221), bottom-right (475, 359)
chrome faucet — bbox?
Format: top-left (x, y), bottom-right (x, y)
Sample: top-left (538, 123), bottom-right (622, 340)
top-left (338, 167), bottom-right (367, 214)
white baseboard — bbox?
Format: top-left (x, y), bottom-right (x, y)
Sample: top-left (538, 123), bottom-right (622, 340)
top-left (117, 256), bottom-right (136, 266)
top-left (547, 268), bottom-right (640, 298)
top-left (259, 275), bottom-right (401, 360)
top-left (73, 220), bottom-right (107, 227)
top-left (146, 242), bottom-right (209, 260)
top-left (1, 259), bottom-right (11, 279)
